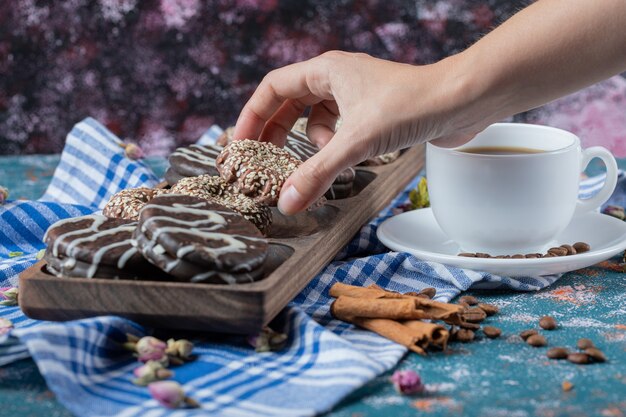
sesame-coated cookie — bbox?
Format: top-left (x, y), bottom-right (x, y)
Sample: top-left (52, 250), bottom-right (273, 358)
top-left (103, 187), bottom-right (167, 221)
top-left (168, 175), bottom-right (272, 235)
top-left (134, 194), bottom-right (268, 284)
top-left (216, 139), bottom-right (301, 206)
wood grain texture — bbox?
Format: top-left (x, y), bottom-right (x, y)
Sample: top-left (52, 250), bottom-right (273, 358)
top-left (19, 144), bottom-right (425, 333)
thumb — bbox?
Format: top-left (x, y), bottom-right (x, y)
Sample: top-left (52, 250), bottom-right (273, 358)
top-left (278, 132), bottom-right (363, 215)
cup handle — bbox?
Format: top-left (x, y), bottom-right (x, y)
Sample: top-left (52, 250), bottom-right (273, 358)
top-left (575, 146), bottom-right (618, 215)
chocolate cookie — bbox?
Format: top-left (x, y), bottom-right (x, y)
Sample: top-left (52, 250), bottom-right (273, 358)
top-left (216, 139), bottom-right (301, 206)
top-left (286, 130), bottom-right (355, 199)
top-left (168, 175), bottom-right (272, 235)
top-left (134, 194), bottom-right (268, 283)
top-left (103, 187), bottom-right (166, 220)
top-left (43, 215), bottom-right (164, 279)
top-left (167, 144), bottom-right (223, 181)
top-left (216, 126), bottom-right (235, 146)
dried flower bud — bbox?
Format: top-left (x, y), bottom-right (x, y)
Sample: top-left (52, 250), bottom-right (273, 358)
top-left (0, 287), bottom-right (18, 306)
top-left (136, 336), bottom-right (167, 362)
top-left (247, 327), bottom-right (288, 353)
top-left (0, 186), bottom-right (8, 205)
top-left (123, 143), bottom-right (144, 160)
top-left (132, 360), bottom-right (174, 386)
top-left (602, 205), bottom-right (625, 220)
top-left (148, 381), bottom-right (199, 409)
top-left (166, 339), bottom-right (194, 360)
top-left (390, 370), bottom-right (424, 395)
top-left (409, 178), bottom-right (430, 210)
top-left (0, 317), bottom-right (14, 335)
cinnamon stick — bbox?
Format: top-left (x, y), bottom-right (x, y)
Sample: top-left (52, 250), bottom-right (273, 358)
top-left (329, 283), bottom-right (465, 325)
top-left (331, 296), bottom-right (429, 321)
top-left (347, 317), bottom-right (427, 355)
top-left (402, 320), bottom-right (449, 350)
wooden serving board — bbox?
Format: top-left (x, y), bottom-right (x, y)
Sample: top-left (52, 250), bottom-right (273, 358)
top-left (19, 145), bottom-right (425, 334)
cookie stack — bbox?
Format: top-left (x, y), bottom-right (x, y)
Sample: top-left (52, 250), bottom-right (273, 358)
top-left (44, 195), bottom-right (268, 283)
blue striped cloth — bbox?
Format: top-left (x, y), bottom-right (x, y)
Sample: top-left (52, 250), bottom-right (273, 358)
top-left (0, 118), bottom-right (621, 416)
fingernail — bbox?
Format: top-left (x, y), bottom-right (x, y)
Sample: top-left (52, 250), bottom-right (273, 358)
top-left (278, 185), bottom-right (303, 215)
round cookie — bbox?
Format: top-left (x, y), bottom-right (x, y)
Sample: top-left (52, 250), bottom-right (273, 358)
top-left (216, 139), bottom-right (301, 206)
top-left (134, 194), bottom-right (268, 283)
top-left (43, 214), bottom-right (164, 279)
top-left (169, 175), bottom-right (272, 235)
top-left (103, 187), bottom-right (166, 221)
top-left (216, 126), bottom-right (235, 146)
top-left (168, 144), bottom-right (223, 179)
top-left (325, 167), bottom-right (356, 199)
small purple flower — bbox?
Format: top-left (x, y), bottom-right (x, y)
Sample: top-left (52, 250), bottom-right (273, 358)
top-left (124, 143), bottom-right (145, 160)
top-left (136, 336), bottom-right (167, 362)
top-left (390, 370), bottom-right (424, 395)
top-left (148, 381), bottom-right (199, 409)
top-left (133, 360), bottom-right (173, 386)
top-left (603, 205), bottom-right (625, 220)
top-left (0, 287), bottom-right (18, 306)
top-left (0, 186), bottom-right (8, 204)
top-left (0, 318), bottom-right (13, 336)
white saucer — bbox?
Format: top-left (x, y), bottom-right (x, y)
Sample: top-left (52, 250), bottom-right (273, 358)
top-left (377, 208), bottom-right (626, 277)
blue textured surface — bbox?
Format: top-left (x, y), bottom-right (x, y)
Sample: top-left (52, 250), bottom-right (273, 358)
top-left (0, 154), bottom-right (625, 417)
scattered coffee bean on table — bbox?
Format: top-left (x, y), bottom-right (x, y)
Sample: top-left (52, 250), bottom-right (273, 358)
top-left (456, 329), bottom-right (475, 343)
top-left (562, 381), bottom-right (574, 392)
top-left (526, 334), bottom-right (547, 347)
top-left (482, 326), bottom-right (502, 339)
top-left (546, 347), bottom-right (569, 359)
top-left (459, 321), bottom-right (481, 330)
top-left (567, 352), bottom-right (590, 364)
top-left (584, 347), bottom-right (607, 362)
top-left (463, 307), bottom-right (487, 323)
top-left (459, 295), bottom-right (479, 306)
top-left (577, 338), bottom-right (595, 350)
top-left (520, 329), bottom-right (538, 341)
top-left (477, 303), bottom-right (499, 316)
top-left (458, 301), bottom-right (470, 309)
top-left (539, 316), bottom-right (558, 330)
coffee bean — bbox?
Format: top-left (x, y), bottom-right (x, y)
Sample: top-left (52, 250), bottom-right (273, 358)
top-left (458, 301), bottom-right (470, 309)
top-left (567, 352), bottom-right (590, 364)
top-left (459, 321), bottom-right (481, 331)
top-left (418, 287), bottom-right (437, 299)
top-left (475, 253), bottom-right (491, 258)
top-left (526, 334), bottom-right (547, 347)
top-left (456, 329), bottom-right (475, 343)
top-left (576, 338), bottom-right (595, 350)
top-left (459, 295), bottom-right (479, 306)
top-left (520, 329), bottom-right (538, 341)
top-left (572, 242), bottom-right (590, 253)
top-left (477, 303), bottom-right (499, 316)
top-left (458, 252), bottom-right (476, 257)
top-left (548, 247), bottom-right (568, 257)
top-left (511, 254), bottom-right (524, 259)
top-left (562, 381), bottom-right (574, 392)
top-left (584, 347), bottom-right (606, 362)
top-left (463, 307), bottom-right (487, 323)
top-left (482, 326), bottom-right (502, 339)
top-left (546, 347), bottom-right (569, 359)
top-left (539, 316), bottom-right (558, 330)
top-left (525, 253), bottom-right (542, 258)
top-left (560, 244), bottom-right (576, 255)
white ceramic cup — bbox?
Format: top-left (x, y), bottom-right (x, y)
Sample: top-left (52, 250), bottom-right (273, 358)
top-left (426, 123), bottom-right (618, 254)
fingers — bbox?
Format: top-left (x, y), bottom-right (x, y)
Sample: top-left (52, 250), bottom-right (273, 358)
top-left (258, 99), bottom-right (307, 148)
top-left (306, 100), bottom-right (339, 148)
top-left (233, 58), bottom-right (334, 142)
top-left (278, 128), bottom-right (366, 215)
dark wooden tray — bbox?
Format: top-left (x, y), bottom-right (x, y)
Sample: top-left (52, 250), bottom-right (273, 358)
top-left (19, 145), bottom-right (425, 334)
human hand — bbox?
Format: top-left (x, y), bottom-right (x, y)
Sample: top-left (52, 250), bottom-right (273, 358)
top-left (233, 51), bottom-right (485, 214)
